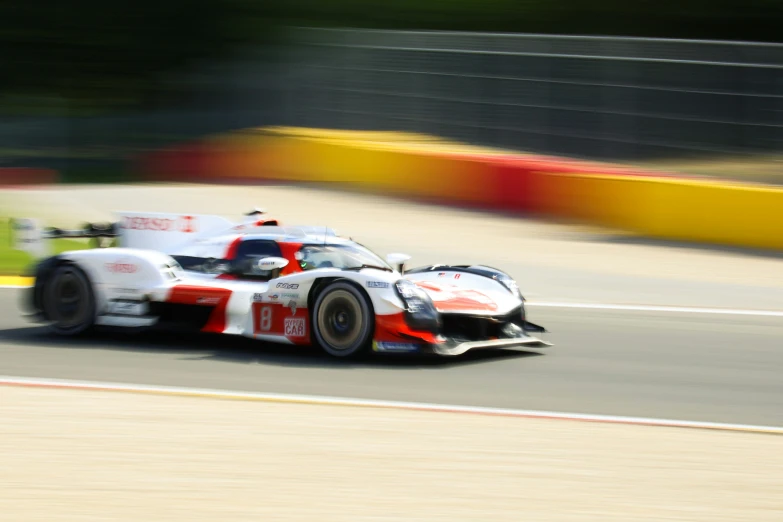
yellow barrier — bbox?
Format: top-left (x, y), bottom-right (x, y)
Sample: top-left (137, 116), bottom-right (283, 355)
top-left (144, 126), bottom-right (783, 252)
top-left (637, 179), bottom-right (783, 250)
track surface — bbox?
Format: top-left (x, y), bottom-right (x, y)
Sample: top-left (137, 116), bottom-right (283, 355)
top-left (2, 183), bottom-right (782, 428)
top-left (2, 289), bottom-right (782, 427)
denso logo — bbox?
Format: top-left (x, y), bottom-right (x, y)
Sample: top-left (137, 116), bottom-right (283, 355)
top-left (105, 262), bottom-right (137, 274)
top-left (122, 215), bottom-right (197, 233)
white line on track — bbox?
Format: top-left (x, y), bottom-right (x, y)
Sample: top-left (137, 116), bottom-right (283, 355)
top-left (1, 283), bottom-right (782, 316)
top-left (1, 375), bottom-right (781, 435)
top-left (527, 301), bottom-right (783, 317)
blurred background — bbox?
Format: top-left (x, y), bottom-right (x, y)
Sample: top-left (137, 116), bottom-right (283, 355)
top-left (1, 0), bottom-right (781, 183)
top-left (3, 7), bottom-right (783, 521)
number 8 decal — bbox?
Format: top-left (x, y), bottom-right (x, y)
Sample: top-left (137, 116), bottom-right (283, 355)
top-left (255, 304), bottom-right (273, 333)
top-left (260, 306), bottom-right (272, 331)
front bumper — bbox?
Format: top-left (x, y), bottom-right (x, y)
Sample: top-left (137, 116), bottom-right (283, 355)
top-left (430, 332), bottom-right (551, 356)
top-left (372, 320), bottom-right (552, 356)
top-left (429, 319), bottom-right (551, 356)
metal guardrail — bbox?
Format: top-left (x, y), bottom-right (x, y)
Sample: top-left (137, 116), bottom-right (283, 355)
top-left (1, 28), bottom-right (781, 167)
top-left (285, 28), bottom-right (783, 161)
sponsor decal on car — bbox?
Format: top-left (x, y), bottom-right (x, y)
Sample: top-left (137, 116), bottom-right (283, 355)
top-left (107, 300), bottom-right (147, 316)
top-left (280, 293), bottom-right (299, 299)
top-left (367, 281), bottom-right (389, 289)
top-left (179, 215), bottom-right (197, 233)
top-left (105, 262), bottom-right (137, 274)
top-left (288, 300), bottom-right (297, 315)
top-left (269, 294), bottom-right (279, 300)
top-left (258, 258), bottom-right (282, 270)
top-left (253, 293), bottom-right (265, 301)
top-left (276, 283), bottom-right (299, 289)
top-left (196, 297), bottom-right (221, 305)
top-left (122, 215), bottom-right (197, 233)
top-left (373, 342), bottom-right (421, 353)
top-left (284, 317), bottom-right (306, 337)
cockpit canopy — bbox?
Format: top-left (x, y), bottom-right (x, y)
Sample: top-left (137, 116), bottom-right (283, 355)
top-left (296, 243), bottom-right (391, 271)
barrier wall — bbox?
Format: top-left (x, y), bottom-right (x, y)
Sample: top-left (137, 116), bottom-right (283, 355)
top-left (0, 168), bottom-right (59, 186)
top-left (137, 127), bottom-right (783, 251)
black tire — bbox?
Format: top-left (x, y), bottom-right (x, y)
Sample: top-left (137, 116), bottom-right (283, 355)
top-left (42, 264), bottom-right (96, 336)
top-left (311, 281), bottom-right (374, 358)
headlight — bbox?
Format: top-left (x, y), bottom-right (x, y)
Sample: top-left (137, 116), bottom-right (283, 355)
top-left (395, 279), bottom-right (441, 331)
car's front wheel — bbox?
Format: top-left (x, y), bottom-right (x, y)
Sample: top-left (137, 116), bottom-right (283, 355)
top-left (42, 263), bottom-right (96, 336)
top-left (312, 281), bottom-right (374, 357)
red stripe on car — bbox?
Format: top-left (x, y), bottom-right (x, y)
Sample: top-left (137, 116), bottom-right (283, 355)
top-left (374, 312), bottom-right (439, 344)
top-left (224, 237), bottom-right (242, 260)
top-left (167, 285), bottom-right (233, 333)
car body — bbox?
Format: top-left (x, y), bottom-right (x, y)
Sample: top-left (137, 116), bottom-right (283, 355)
top-left (15, 210), bottom-right (551, 357)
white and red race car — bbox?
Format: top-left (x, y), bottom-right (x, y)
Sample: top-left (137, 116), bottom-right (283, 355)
top-left (14, 210), bottom-right (550, 357)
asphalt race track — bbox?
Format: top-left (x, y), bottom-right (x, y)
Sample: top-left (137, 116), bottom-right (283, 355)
top-left (4, 184), bottom-right (783, 522)
top-left (2, 288), bottom-right (782, 427)
top-left (2, 183), bottom-right (783, 429)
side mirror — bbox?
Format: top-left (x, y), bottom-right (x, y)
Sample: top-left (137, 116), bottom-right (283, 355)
top-left (386, 253), bottom-right (411, 274)
top-left (257, 257), bottom-right (289, 271)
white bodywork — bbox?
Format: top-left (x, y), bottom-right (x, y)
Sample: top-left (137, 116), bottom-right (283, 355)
top-left (402, 270), bottom-right (523, 316)
top-left (56, 245), bottom-right (409, 345)
top-left (20, 210), bottom-right (550, 354)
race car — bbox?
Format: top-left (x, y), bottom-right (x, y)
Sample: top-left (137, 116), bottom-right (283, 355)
top-left (12, 209), bottom-right (551, 357)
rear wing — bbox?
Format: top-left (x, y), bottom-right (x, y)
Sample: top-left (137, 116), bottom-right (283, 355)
top-left (8, 208), bottom-right (283, 260)
top-left (114, 211), bottom-right (238, 252)
top-left (9, 218), bottom-right (119, 258)
top-left (9, 208), bottom-right (339, 260)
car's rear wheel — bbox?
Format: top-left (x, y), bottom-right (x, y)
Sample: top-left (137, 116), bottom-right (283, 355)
top-left (312, 281), bottom-right (374, 357)
top-left (42, 264), bottom-right (96, 336)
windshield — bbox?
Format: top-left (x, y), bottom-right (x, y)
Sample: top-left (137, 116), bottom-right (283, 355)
top-left (297, 243), bottom-right (391, 271)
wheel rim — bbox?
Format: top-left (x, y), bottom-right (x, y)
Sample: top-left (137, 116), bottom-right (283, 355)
top-left (50, 270), bottom-right (90, 329)
top-left (317, 290), bottom-right (364, 351)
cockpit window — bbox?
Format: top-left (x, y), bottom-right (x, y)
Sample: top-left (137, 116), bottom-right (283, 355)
top-left (233, 240), bottom-right (285, 276)
top-left (172, 239), bottom-right (283, 277)
top-left (297, 243), bottom-right (390, 271)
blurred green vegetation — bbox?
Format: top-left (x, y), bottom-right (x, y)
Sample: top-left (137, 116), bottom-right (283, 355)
top-left (0, 0), bottom-right (280, 115)
top-left (0, 221), bottom-right (94, 275)
top-left (1, 1), bottom-right (781, 115)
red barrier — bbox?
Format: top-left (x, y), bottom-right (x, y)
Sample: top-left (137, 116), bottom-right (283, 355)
top-left (0, 168), bottom-right (59, 186)
top-left (438, 153), bottom-right (690, 217)
top-left (130, 132), bottom-right (699, 221)
top-left (137, 143), bottom-right (215, 182)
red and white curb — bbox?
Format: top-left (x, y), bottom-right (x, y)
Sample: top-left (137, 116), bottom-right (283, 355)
top-left (1, 375), bottom-right (781, 435)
